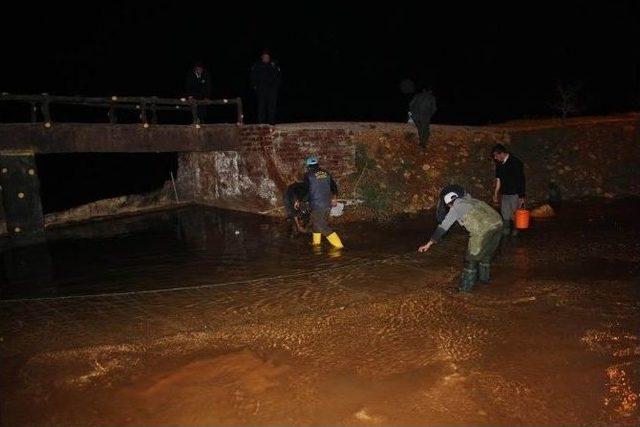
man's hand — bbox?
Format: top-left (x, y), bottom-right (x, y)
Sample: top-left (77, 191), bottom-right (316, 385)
top-left (418, 241), bottom-right (434, 253)
top-left (492, 194), bottom-right (500, 205)
top-left (331, 198), bottom-right (338, 208)
top-left (294, 200), bottom-right (300, 210)
top-left (518, 197), bottom-right (525, 209)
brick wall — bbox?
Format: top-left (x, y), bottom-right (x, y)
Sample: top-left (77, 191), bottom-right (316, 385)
top-left (177, 124), bottom-right (356, 213)
top-left (176, 116), bottom-right (640, 217)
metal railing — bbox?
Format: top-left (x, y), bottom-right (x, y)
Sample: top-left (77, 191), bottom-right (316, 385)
top-left (0, 93), bottom-right (243, 126)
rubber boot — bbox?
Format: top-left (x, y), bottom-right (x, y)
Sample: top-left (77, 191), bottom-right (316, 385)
top-left (479, 262), bottom-right (491, 283)
top-left (312, 233), bottom-right (322, 246)
top-left (459, 261), bottom-right (478, 292)
top-left (502, 220), bottom-right (512, 236)
top-left (326, 232), bottom-right (344, 249)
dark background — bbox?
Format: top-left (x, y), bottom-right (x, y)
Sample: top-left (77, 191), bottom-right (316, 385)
top-left (1, 2), bottom-right (639, 213)
top-left (2, 2), bottom-right (639, 124)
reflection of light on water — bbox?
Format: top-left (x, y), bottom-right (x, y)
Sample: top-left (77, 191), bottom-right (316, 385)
top-left (311, 246), bottom-right (343, 259)
top-left (512, 247), bottom-right (531, 271)
top-left (605, 365), bottom-right (639, 417)
top-left (328, 249), bottom-right (343, 259)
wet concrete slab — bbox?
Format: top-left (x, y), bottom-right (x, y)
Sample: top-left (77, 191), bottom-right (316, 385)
top-left (1, 199), bottom-right (639, 425)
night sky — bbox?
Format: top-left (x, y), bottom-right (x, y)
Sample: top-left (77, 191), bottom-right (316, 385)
top-left (2, 2), bottom-right (639, 124)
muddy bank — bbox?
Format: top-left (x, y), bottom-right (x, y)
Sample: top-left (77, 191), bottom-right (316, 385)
top-left (1, 199), bottom-right (639, 425)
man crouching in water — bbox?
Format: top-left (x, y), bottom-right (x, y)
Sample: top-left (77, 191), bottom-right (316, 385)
top-left (418, 185), bottom-right (503, 292)
top-left (284, 181), bottom-right (310, 236)
top-left (303, 156), bottom-right (344, 249)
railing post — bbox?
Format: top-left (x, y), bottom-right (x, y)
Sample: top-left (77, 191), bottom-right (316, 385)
top-left (108, 103), bottom-right (117, 124)
top-left (190, 99), bottom-right (199, 125)
top-left (140, 102), bottom-right (148, 126)
top-left (151, 102), bottom-right (158, 124)
top-left (41, 95), bottom-right (51, 126)
top-left (30, 102), bottom-right (37, 123)
top-left (236, 97), bottom-right (243, 124)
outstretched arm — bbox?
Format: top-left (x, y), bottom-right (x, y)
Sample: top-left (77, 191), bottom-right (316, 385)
top-left (418, 204), bottom-right (460, 253)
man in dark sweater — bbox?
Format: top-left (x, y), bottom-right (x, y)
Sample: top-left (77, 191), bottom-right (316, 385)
top-left (492, 144), bottom-right (526, 236)
top-left (409, 89), bottom-right (437, 148)
top-left (185, 61), bottom-right (212, 123)
top-left (250, 49), bottom-right (281, 125)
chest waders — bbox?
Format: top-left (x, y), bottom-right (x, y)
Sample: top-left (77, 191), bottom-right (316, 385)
top-left (457, 199), bottom-right (503, 291)
top-left (307, 170), bottom-right (344, 249)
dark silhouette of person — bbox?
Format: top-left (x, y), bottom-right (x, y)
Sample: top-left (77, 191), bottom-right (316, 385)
top-left (283, 181), bottom-right (310, 236)
top-left (250, 49), bottom-right (281, 124)
top-left (185, 61), bottom-right (212, 122)
top-left (409, 89), bottom-right (437, 148)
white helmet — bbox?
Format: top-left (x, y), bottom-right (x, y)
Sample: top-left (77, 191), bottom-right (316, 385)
top-left (443, 191), bottom-right (459, 204)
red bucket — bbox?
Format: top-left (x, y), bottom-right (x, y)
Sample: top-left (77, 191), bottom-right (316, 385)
top-left (514, 209), bottom-right (531, 230)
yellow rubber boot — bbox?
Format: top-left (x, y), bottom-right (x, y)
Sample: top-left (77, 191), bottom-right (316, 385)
top-left (326, 232), bottom-right (344, 249)
top-left (312, 233), bottom-right (322, 246)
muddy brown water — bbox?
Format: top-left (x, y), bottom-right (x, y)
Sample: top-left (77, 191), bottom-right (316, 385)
top-left (1, 200), bottom-right (639, 425)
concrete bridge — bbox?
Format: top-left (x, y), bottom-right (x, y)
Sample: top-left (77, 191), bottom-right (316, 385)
top-left (0, 123), bottom-right (241, 153)
top-left (0, 94), bottom-right (241, 244)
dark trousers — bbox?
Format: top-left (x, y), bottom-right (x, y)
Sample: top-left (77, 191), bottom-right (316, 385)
top-left (257, 89), bottom-right (278, 124)
top-left (414, 118), bottom-right (432, 148)
top-left (196, 105), bottom-right (207, 123)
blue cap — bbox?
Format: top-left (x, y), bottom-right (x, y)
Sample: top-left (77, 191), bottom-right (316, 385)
top-left (305, 156), bottom-right (318, 166)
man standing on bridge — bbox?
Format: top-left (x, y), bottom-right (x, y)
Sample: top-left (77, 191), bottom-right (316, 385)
top-left (491, 144), bottom-right (526, 237)
top-left (250, 49), bottom-right (281, 125)
top-left (303, 156), bottom-right (344, 249)
top-left (185, 61), bottom-right (212, 123)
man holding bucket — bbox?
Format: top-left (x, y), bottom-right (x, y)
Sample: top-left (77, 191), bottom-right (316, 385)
top-left (491, 144), bottom-right (526, 236)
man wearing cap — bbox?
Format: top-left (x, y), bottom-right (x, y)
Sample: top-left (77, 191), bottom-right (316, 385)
top-left (418, 185), bottom-right (503, 292)
top-left (303, 156), bottom-right (344, 249)
top-left (491, 144), bottom-right (526, 236)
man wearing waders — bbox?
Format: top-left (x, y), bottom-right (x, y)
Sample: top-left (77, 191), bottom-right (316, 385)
top-left (409, 89), bottom-right (437, 148)
top-left (303, 156), bottom-right (344, 249)
top-left (418, 185), bottom-right (503, 292)
top-left (491, 144), bottom-right (526, 237)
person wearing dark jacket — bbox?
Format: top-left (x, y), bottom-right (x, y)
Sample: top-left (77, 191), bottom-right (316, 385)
top-left (491, 144), bottom-right (526, 236)
top-left (302, 156), bottom-right (343, 249)
top-left (284, 181), bottom-right (310, 235)
top-left (409, 89), bottom-right (437, 148)
top-left (250, 50), bottom-right (281, 124)
top-left (185, 62), bottom-right (212, 123)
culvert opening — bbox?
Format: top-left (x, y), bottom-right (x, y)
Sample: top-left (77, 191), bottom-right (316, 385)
top-left (35, 153), bottom-right (178, 214)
